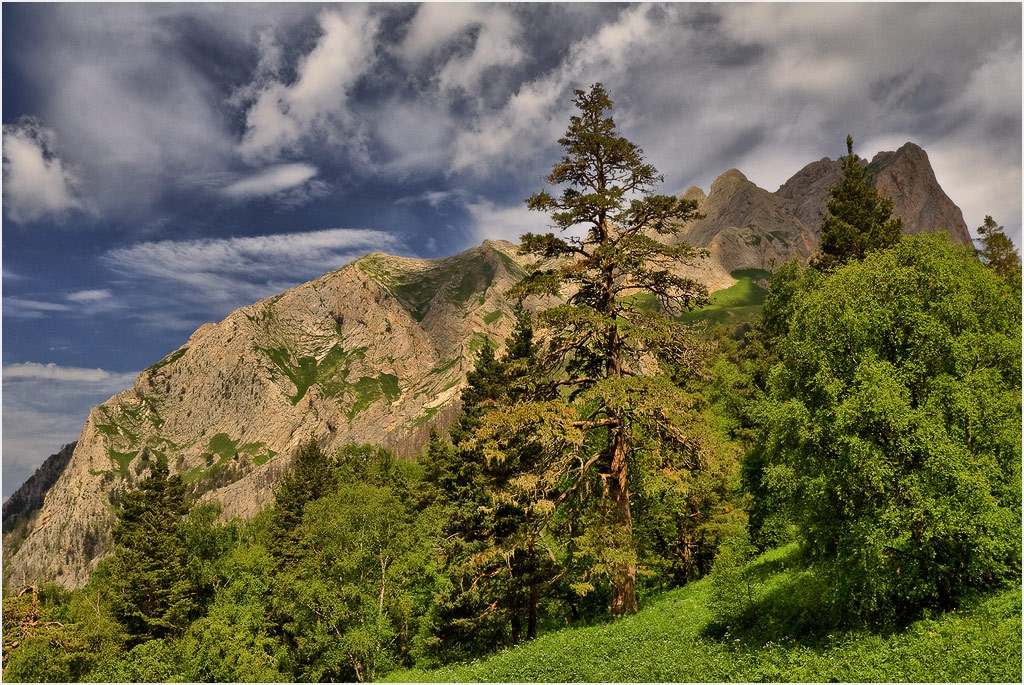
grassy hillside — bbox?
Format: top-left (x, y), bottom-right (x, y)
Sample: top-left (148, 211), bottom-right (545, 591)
top-left (677, 268), bottom-right (770, 326)
top-left (388, 546), bottom-right (1022, 683)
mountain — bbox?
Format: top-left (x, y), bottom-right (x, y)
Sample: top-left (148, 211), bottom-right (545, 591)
top-left (2, 142), bottom-right (974, 590)
top-left (671, 142), bottom-right (971, 286)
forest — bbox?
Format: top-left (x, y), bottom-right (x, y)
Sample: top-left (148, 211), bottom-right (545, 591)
top-left (2, 85), bottom-right (1021, 683)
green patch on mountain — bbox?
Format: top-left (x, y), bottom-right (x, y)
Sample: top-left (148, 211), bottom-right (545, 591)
top-left (491, 248), bottom-right (528, 278)
top-left (428, 358), bottom-right (461, 377)
top-left (482, 309), bottom-right (505, 325)
top-left (207, 433), bottom-right (239, 463)
top-left (448, 259), bottom-right (496, 307)
top-left (468, 332), bottom-right (499, 354)
top-left (259, 342), bottom-right (400, 419)
top-left (145, 347), bottom-right (188, 374)
top-left (677, 269), bottom-right (770, 326)
top-left (107, 449), bottom-right (139, 478)
top-left (619, 291), bottom-right (661, 312)
top-left (391, 269), bottom-right (452, 321)
top-left (363, 252), bottom-right (497, 321)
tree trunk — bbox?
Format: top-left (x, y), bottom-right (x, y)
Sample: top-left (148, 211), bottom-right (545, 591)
top-left (510, 590), bottom-right (522, 644)
top-left (608, 416), bottom-right (638, 616)
top-left (528, 581), bottom-right (538, 639)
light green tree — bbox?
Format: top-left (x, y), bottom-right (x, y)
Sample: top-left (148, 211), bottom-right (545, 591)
top-left (756, 234), bottom-right (1022, 621)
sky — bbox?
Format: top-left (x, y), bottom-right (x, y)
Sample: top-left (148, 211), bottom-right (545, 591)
top-left (2, 2), bottom-right (1021, 497)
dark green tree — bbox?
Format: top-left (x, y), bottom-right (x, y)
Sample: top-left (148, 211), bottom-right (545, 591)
top-left (423, 309), bottom-right (555, 658)
top-left (755, 234), bottom-right (1022, 622)
top-left (974, 215), bottom-right (1021, 290)
top-left (815, 135), bottom-right (902, 271)
top-left (107, 460), bottom-right (195, 642)
top-left (269, 440), bottom-right (339, 563)
top-left (486, 83), bottom-right (710, 616)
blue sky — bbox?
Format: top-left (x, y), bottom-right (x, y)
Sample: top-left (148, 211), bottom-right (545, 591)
top-left (2, 2), bottom-right (1021, 495)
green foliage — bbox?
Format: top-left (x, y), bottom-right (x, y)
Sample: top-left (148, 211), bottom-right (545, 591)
top-left (815, 135), bottom-right (902, 271)
top-left (754, 234), bottom-right (1022, 622)
top-left (974, 214), bottom-right (1022, 291)
top-left (269, 440), bottom-right (339, 562)
top-left (107, 460), bottom-right (197, 642)
top-left (274, 482), bottom-right (435, 682)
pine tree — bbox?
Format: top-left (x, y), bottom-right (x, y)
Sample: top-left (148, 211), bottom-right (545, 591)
top-left (484, 83), bottom-right (709, 616)
top-left (816, 135), bottom-right (902, 271)
top-left (424, 310), bottom-right (550, 656)
top-left (108, 460), bottom-right (195, 641)
top-left (975, 215), bottom-right (1021, 290)
top-left (269, 440), bottom-right (338, 564)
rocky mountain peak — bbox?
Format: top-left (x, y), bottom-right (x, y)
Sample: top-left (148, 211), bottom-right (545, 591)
top-left (867, 142), bottom-right (970, 244)
top-left (681, 185), bottom-right (707, 203)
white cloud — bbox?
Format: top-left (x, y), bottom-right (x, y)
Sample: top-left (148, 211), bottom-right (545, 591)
top-left (236, 7), bottom-right (381, 161)
top-left (2, 119), bottom-right (86, 223)
top-left (449, 4), bottom-right (663, 176)
top-left (3, 362), bottom-right (135, 384)
top-left (101, 227), bottom-right (402, 317)
top-left (466, 198), bottom-right (546, 244)
top-left (2, 297), bottom-right (74, 318)
top-left (400, 3), bottom-right (525, 99)
top-left (66, 289), bottom-right (112, 303)
top-left (222, 163), bottom-right (319, 199)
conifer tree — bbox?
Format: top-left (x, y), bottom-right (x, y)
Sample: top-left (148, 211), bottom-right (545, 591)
top-left (269, 440), bottom-right (338, 564)
top-left (108, 460), bottom-right (194, 642)
top-left (816, 135), bottom-right (902, 271)
top-left (974, 215), bottom-right (1022, 290)
top-left (425, 308), bottom-right (549, 655)
top-left (482, 83), bottom-right (710, 616)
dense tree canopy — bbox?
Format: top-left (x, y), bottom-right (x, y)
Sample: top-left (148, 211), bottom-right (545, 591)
top-left (754, 234), bottom-right (1022, 621)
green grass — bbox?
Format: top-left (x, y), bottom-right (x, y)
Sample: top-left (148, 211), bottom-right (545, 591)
top-left (482, 309), bottom-right (505, 325)
top-left (618, 292), bottom-right (661, 312)
top-left (388, 546), bottom-right (1021, 683)
top-left (107, 449), bottom-right (139, 478)
top-left (677, 269), bottom-right (770, 326)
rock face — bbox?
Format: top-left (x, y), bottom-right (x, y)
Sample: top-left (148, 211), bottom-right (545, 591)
top-left (3, 142), bottom-right (972, 590)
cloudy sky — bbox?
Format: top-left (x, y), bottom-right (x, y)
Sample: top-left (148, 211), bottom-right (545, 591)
top-left (2, 2), bottom-right (1021, 496)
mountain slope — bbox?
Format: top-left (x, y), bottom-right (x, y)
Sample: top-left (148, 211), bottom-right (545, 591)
top-left (3, 241), bottom-right (534, 589)
top-left (673, 141), bottom-right (971, 286)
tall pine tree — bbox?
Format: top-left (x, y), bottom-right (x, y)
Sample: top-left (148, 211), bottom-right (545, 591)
top-left (974, 215), bottom-right (1022, 291)
top-left (108, 460), bottom-right (195, 642)
top-left (815, 135), bottom-right (902, 271)
top-left (481, 83), bottom-right (710, 616)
